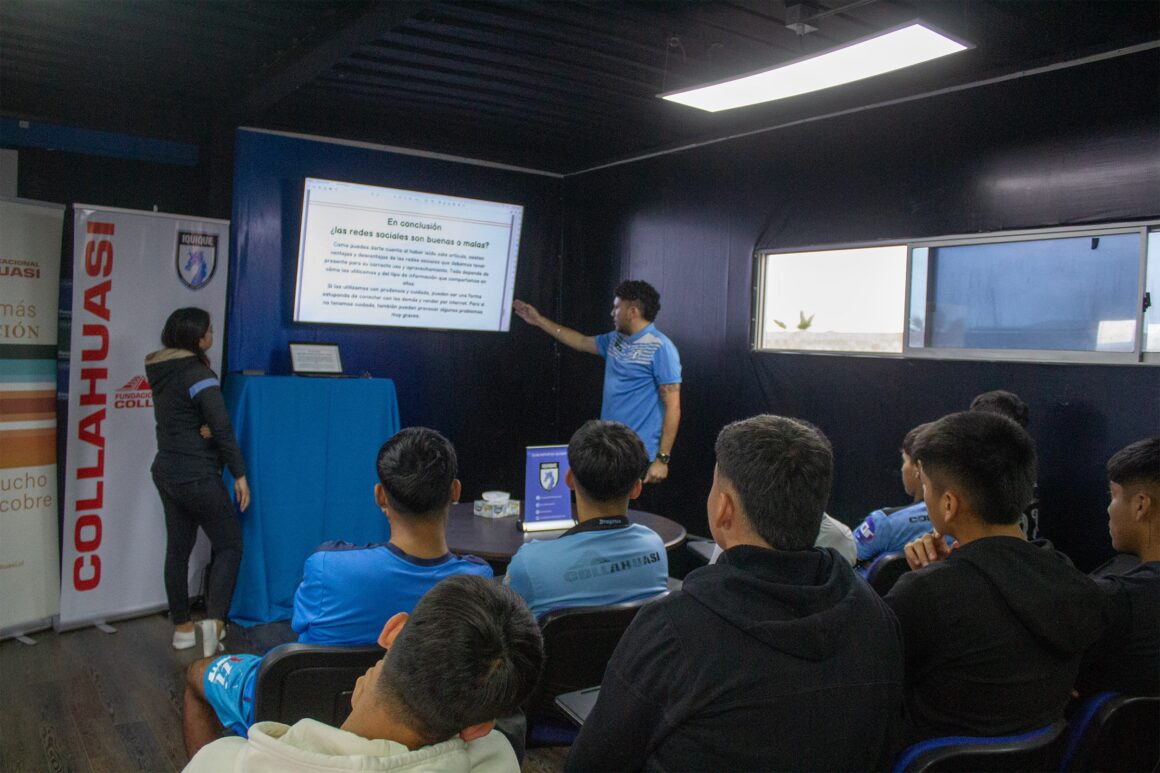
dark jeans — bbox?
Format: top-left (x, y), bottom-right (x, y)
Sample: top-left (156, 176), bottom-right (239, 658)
top-left (152, 471), bottom-right (242, 623)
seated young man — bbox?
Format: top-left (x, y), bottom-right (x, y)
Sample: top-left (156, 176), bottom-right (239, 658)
top-left (182, 427), bottom-right (492, 756)
top-left (504, 420), bottom-right (668, 617)
top-left (887, 411), bottom-right (1107, 741)
top-left (853, 422), bottom-right (949, 574)
top-left (1075, 437), bottom-right (1159, 696)
top-left (566, 415), bottom-right (905, 772)
top-left (184, 575), bottom-right (544, 772)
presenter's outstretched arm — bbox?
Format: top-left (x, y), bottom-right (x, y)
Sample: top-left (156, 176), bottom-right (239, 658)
top-left (646, 384), bottom-right (681, 484)
top-left (513, 299), bottom-right (598, 355)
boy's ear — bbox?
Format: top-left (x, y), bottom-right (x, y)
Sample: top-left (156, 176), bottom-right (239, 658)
top-left (565, 468), bottom-right (576, 492)
top-left (458, 719), bottom-right (495, 743)
top-left (450, 479), bottom-right (462, 505)
top-left (375, 484), bottom-right (388, 511)
top-left (629, 478), bottom-right (644, 501)
top-left (378, 612), bottom-right (408, 649)
top-left (1134, 490), bottom-right (1155, 522)
top-left (940, 489), bottom-right (962, 525)
top-left (707, 485), bottom-right (736, 534)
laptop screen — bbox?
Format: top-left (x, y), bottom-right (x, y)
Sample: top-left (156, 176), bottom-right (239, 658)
top-left (289, 342), bottom-right (343, 375)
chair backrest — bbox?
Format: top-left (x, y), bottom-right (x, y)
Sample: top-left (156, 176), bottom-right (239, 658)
top-left (253, 642), bottom-right (531, 762)
top-left (524, 593), bottom-right (667, 720)
top-left (1057, 692), bottom-right (1160, 772)
top-left (252, 643), bottom-right (383, 727)
top-left (866, 551), bottom-right (910, 596)
top-left (686, 538), bottom-right (714, 564)
top-left (893, 721), bottom-right (1066, 773)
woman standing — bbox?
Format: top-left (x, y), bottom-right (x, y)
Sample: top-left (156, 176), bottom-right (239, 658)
top-left (146, 307), bottom-right (250, 656)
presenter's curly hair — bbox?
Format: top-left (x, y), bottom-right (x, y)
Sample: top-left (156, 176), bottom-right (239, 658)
top-left (715, 415), bottom-right (832, 551)
top-left (377, 575), bottom-right (544, 745)
top-left (615, 280), bottom-right (661, 321)
top-left (910, 411), bottom-right (1036, 525)
top-left (969, 389), bottom-right (1029, 428)
top-left (1106, 437), bottom-right (1159, 488)
top-left (376, 427), bottom-right (457, 517)
top-left (161, 307), bottom-right (211, 366)
top-left (568, 420), bottom-right (649, 502)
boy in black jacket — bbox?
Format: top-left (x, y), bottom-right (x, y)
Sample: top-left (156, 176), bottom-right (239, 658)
top-left (889, 411), bottom-right (1107, 741)
top-left (566, 415), bottom-right (904, 772)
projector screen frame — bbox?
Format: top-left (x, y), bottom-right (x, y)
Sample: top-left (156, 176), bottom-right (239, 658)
top-left (292, 176), bottom-right (525, 334)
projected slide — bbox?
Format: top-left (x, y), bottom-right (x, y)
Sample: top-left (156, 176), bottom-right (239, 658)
top-left (294, 178), bottom-right (523, 332)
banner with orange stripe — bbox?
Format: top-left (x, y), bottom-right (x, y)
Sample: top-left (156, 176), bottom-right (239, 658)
top-left (0, 197), bottom-right (64, 639)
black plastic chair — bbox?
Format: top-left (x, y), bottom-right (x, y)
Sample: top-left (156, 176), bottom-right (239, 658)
top-left (892, 721), bottom-right (1066, 773)
top-left (1056, 692), bottom-right (1159, 771)
top-left (252, 642), bottom-right (384, 727)
top-left (686, 537), bottom-right (714, 564)
top-left (525, 593), bottom-right (667, 745)
top-left (253, 642), bottom-right (529, 761)
top-left (866, 551), bottom-right (911, 596)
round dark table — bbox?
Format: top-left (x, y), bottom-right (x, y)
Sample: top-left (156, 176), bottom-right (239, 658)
top-left (445, 502), bottom-right (687, 564)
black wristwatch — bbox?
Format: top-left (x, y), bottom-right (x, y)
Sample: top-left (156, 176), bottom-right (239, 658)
top-left (656, 452), bottom-right (671, 464)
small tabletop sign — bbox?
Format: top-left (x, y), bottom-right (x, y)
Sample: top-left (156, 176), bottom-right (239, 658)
top-left (522, 445), bottom-right (575, 532)
top-left (289, 342), bottom-right (343, 375)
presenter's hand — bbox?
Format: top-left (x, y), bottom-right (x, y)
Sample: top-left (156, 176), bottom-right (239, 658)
top-left (199, 424), bottom-right (213, 439)
top-left (644, 460), bottom-right (669, 485)
top-left (904, 529), bottom-right (950, 570)
top-left (512, 299), bottom-right (544, 327)
top-left (234, 476), bottom-right (251, 513)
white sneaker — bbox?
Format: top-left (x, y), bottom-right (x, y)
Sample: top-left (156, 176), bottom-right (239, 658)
top-left (172, 627), bottom-right (196, 650)
top-left (197, 619), bottom-right (226, 657)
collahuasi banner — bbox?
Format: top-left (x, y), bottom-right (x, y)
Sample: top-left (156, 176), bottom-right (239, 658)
top-left (0, 197), bottom-right (65, 639)
top-left (59, 205), bottom-right (229, 630)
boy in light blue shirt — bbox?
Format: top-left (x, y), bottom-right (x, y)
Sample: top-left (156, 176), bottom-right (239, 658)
top-left (181, 428), bottom-right (491, 756)
top-left (505, 420), bottom-right (669, 617)
top-left (854, 423), bottom-right (950, 574)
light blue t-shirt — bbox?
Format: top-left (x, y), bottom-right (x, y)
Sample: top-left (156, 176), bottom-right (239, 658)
top-left (505, 517), bottom-right (669, 618)
top-left (292, 541), bottom-right (493, 646)
top-left (594, 323), bottom-right (681, 460)
top-left (853, 501), bottom-right (939, 569)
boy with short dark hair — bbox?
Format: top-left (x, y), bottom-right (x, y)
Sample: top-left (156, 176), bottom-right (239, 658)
top-left (182, 428), bottom-right (492, 756)
top-left (504, 420), bottom-right (668, 617)
top-left (887, 412), bottom-right (1106, 741)
top-left (184, 575), bottom-right (544, 772)
top-left (566, 415), bottom-right (904, 771)
top-left (1075, 437), bottom-right (1160, 696)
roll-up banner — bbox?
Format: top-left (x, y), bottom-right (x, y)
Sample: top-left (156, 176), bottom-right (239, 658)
top-left (59, 205), bottom-right (229, 631)
top-left (0, 197), bottom-right (65, 639)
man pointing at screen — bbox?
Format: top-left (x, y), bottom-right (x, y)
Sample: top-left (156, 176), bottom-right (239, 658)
top-left (514, 280), bottom-right (681, 484)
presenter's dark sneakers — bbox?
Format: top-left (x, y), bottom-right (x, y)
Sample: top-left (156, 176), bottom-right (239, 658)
top-left (197, 619), bottom-right (226, 657)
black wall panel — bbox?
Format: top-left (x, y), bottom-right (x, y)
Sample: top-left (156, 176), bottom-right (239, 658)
top-left (560, 51), bottom-right (1160, 571)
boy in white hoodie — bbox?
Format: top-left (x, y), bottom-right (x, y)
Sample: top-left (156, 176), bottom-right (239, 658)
top-left (184, 575), bottom-right (543, 772)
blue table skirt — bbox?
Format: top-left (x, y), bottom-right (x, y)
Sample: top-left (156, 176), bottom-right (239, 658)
top-left (223, 375), bottom-right (401, 625)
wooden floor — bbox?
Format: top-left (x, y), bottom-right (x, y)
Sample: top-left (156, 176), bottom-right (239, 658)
top-left (0, 614), bottom-right (196, 772)
top-left (0, 613), bottom-right (569, 772)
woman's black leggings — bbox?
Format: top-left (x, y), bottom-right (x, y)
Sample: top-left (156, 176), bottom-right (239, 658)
top-left (152, 471), bottom-right (243, 623)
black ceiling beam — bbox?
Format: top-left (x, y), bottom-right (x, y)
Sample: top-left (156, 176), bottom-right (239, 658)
top-left (238, 1), bottom-right (430, 118)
